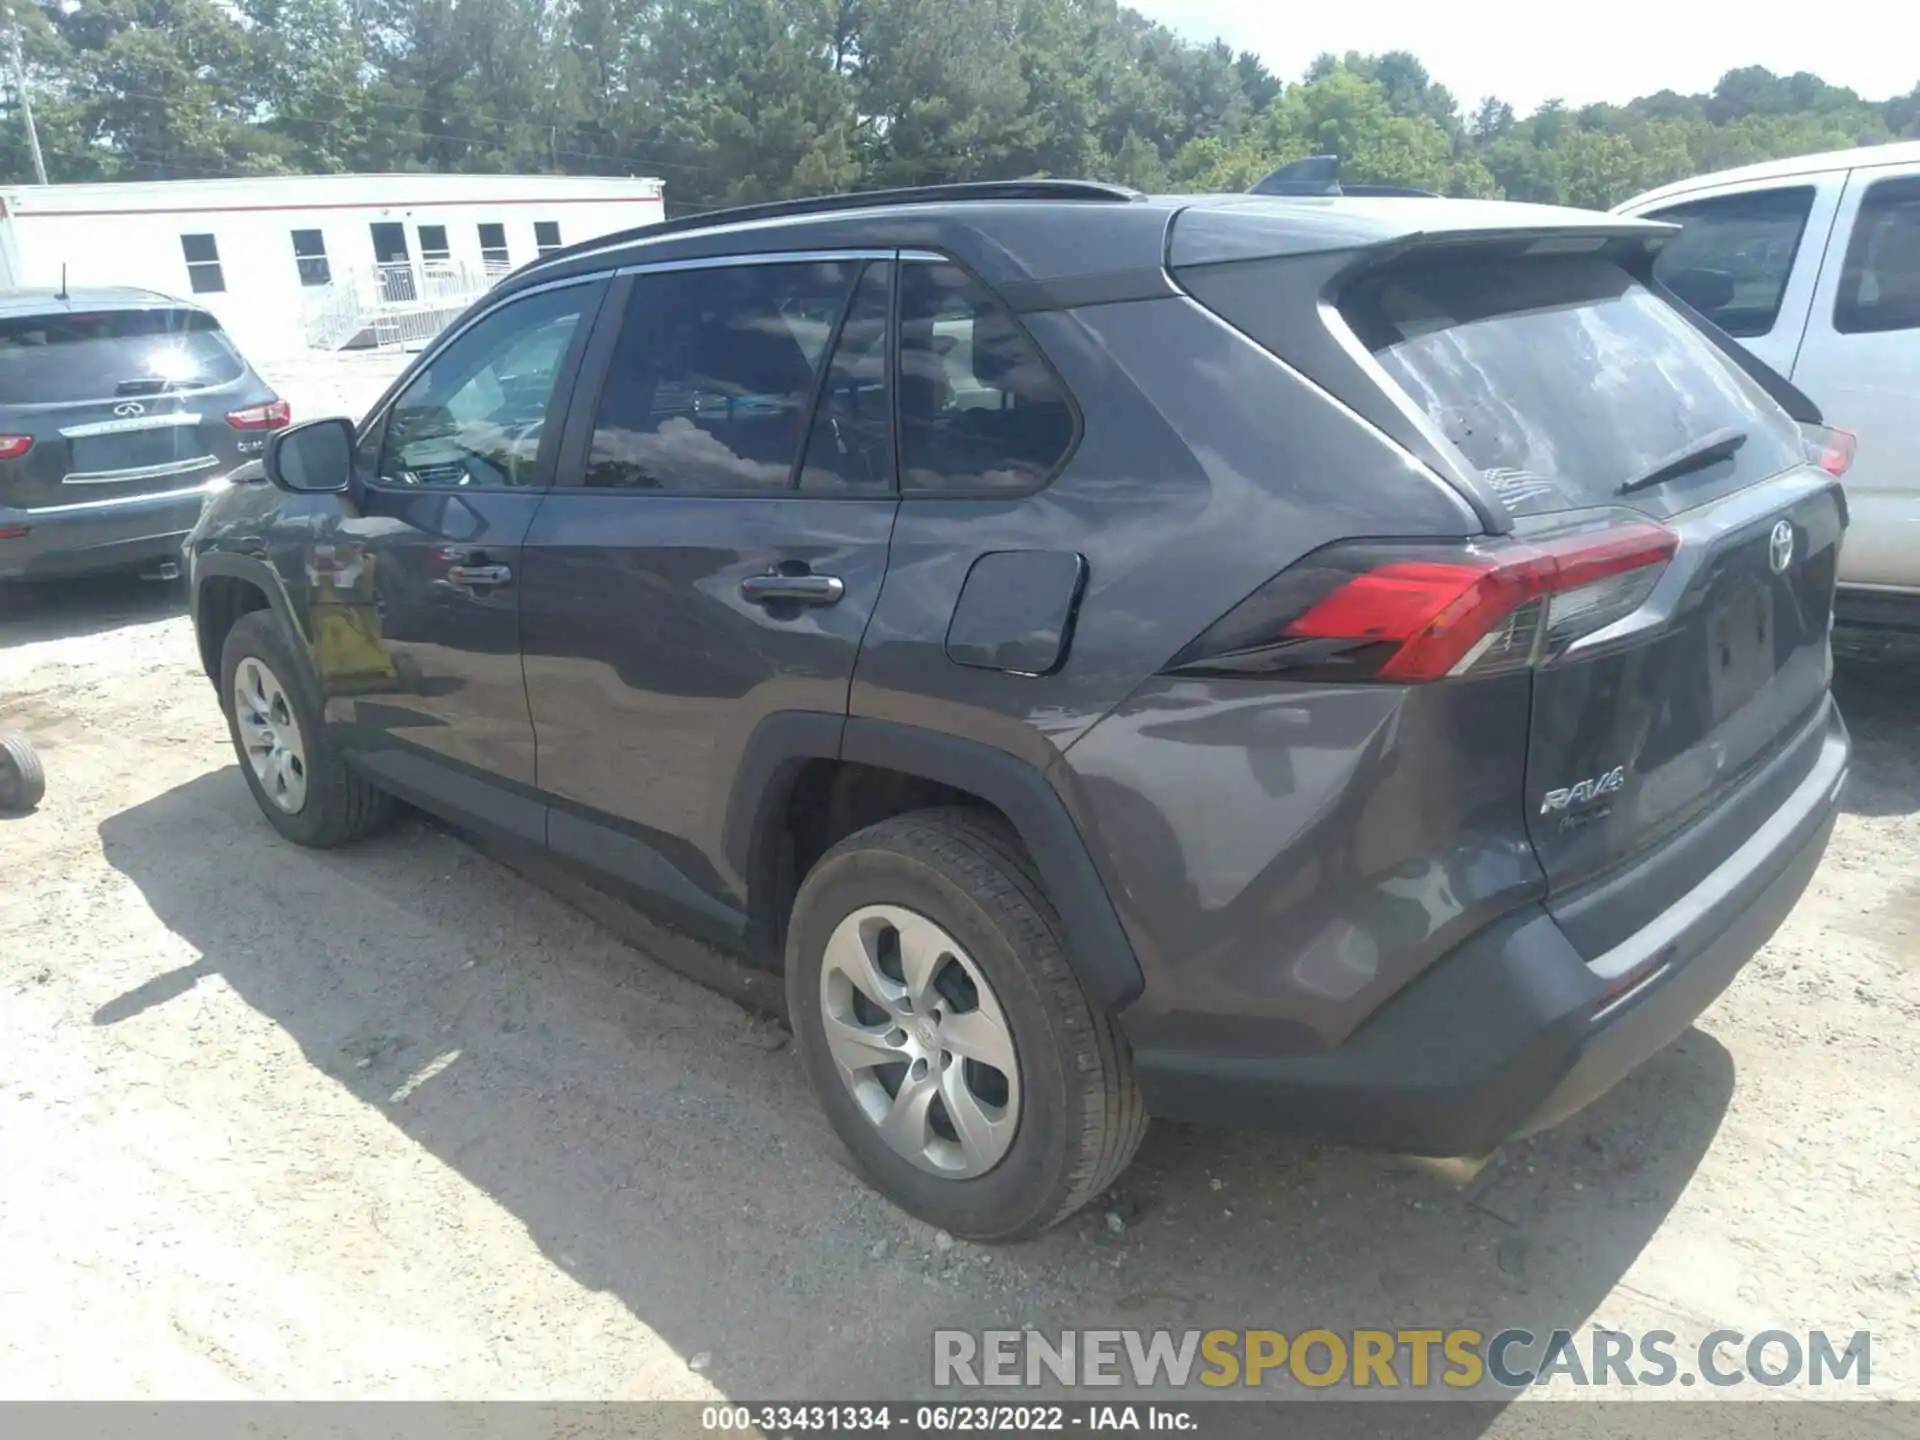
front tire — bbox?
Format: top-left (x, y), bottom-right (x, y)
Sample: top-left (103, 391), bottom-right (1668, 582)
top-left (787, 808), bottom-right (1147, 1240)
top-left (219, 610), bottom-right (394, 847)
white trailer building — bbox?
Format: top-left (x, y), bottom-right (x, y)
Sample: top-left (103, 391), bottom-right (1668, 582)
top-left (0, 172), bottom-right (665, 357)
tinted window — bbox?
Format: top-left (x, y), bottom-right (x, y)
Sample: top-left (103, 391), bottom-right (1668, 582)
top-left (418, 224), bottom-right (450, 261)
top-left (535, 220), bottom-right (562, 254)
top-left (897, 262), bottom-right (1075, 494)
top-left (0, 308), bottom-right (244, 404)
top-left (291, 229), bottom-right (330, 287)
top-left (181, 233), bottom-right (224, 294)
top-left (376, 285), bottom-right (590, 489)
top-left (799, 262), bottom-right (893, 492)
top-left (585, 261), bottom-right (857, 492)
top-left (1834, 175), bottom-right (1920, 335)
top-left (1647, 187), bottom-right (1813, 338)
top-left (1341, 255), bottom-right (1803, 517)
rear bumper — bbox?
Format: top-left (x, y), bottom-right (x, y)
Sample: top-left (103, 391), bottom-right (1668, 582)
top-left (0, 483), bottom-right (216, 581)
top-left (1132, 703), bottom-right (1848, 1155)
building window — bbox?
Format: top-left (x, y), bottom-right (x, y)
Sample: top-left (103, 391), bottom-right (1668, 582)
top-left (290, 229), bottom-right (331, 287)
top-left (478, 222), bottom-right (510, 272)
top-left (534, 220), bottom-right (562, 255)
top-left (418, 224), bottom-right (450, 264)
top-left (181, 234), bottom-right (224, 294)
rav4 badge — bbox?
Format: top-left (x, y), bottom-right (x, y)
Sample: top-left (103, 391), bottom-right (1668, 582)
top-left (1540, 766), bottom-right (1627, 816)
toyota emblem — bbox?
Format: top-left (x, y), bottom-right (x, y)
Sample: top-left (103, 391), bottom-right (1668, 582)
top-left (113, 400), bottom-right (146, 417)
top-left (1768, 519), bottom-right (1795, 574)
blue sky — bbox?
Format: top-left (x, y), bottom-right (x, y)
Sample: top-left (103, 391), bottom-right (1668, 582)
top-left (1128, 0), bottom-right (1917, 115)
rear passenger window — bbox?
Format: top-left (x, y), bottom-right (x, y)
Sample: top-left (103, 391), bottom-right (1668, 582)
top-left (1647, 186), bottom-right (1813, 337)
top-left (586, 261), bottom-right (857, 492)
top-left (1834, 175), bottom-right (1920, 335)
top-left (799, 262), bottom-right (893, 492)
top-left (897, 262), bottom-right (1075, 494)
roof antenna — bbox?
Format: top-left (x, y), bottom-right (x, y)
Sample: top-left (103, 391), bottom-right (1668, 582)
top-left (56, 263), bottom-right (68, 301)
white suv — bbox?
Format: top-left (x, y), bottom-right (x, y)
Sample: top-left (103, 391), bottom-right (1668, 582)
top-left (1618, 141), bottom-right (1920, 630)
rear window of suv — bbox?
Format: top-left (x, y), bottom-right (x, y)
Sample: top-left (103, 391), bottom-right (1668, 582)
top-left (0, 307), bottom-right (245, 405)
top-left (1338, 254), bottom-right (1804, 517)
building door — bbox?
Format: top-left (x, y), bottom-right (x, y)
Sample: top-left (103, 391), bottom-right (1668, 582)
top-left (370, 222), bottom-right (417, 303)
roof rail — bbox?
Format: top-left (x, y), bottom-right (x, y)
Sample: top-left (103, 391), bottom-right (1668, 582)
top-left (535, 179), bottom-right (1145, 268)
top-left (1248, 155), bottom-right (1438, 200)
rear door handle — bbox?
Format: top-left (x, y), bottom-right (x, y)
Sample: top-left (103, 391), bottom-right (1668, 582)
top-left (446, 562), bottom-right (513, 588)
top-left (740, 573), bottom-right (845, 607)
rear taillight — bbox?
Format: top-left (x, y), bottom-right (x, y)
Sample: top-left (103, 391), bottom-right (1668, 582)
top-left (0, 435), bottom-right (33, 459)
top-left (227, 399), bottom-right (291, 431)
top-left (1801, 423), bottom-right (1855, 478)
top-left (1168, 522), bottom-right (1678, 684)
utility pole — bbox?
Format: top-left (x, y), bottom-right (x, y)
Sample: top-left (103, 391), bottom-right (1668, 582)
top-left (5, 0), bottom-right (45, 185)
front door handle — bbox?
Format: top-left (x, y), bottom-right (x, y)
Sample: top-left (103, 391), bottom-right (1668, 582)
top-left (446, 562), bottom-right (513, 589)
top-left (740, 573), bottom-right (846, 607)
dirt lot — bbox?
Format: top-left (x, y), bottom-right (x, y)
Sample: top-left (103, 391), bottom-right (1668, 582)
top-left (3, 356), bottom-right (1918, 1417)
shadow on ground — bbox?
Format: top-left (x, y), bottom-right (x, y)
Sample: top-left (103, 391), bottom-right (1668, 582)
top-left (96, 768), bottom-right (1736, 1418)
top-left (1831, 625), bottom-right (1920, 819)
top-left (0, 572), bottom-right (187, 647)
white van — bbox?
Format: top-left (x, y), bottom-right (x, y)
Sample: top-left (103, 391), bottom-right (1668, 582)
top-left (1618, 141), bottom-right (1920, 630)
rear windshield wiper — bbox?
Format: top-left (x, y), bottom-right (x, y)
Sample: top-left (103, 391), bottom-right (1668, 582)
top-left (1618, 426), bottom-right (1748, 494)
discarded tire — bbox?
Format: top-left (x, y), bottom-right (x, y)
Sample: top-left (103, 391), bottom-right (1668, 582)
top-left (0, 731), bottom-right (45, 813)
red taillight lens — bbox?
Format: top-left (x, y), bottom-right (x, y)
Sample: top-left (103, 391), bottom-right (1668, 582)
top-left (1801, 423), bottom-right (1855, 478)
top-left (0, 435), bottom-right (33, 459)
top-left (1169, 522), bottom-right (1678, 684)
top-left (227, 399), bottom-right (291, 431)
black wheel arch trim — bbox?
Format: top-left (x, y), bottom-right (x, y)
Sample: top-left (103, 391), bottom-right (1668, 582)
top-left (730, 711), bottom-right (1144, 1011)
top-left (841, 718), bottom-right (1145, 1012)
top-left (190, 549), bottom-right (309, 683)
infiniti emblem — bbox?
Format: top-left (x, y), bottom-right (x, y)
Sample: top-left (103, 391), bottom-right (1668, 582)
top-left (1768, 519), bottom-right (1795, 574)
top-left (112, 400), bottom-right (146, 417)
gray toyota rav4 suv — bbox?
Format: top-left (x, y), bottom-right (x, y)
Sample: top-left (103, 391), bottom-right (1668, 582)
top-left (184, 181), bottom-right (1851, 1239)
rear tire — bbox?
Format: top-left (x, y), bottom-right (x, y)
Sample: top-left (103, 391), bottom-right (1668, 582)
top-left (0, 731), bottom-right (46, 813)
top-left (219, 610), bottom-right (393, 847)
top-left (787, 807), bottom-right (1147, 1240)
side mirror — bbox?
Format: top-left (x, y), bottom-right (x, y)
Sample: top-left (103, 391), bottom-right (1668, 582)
top-left (1665, 266), bottom-right (1735, 314)
top-left (264, 417), bottom-right (355, 495)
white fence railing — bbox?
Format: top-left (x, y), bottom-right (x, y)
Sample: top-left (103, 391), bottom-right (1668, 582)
top-left (301, 260), bottom-right (509, 352)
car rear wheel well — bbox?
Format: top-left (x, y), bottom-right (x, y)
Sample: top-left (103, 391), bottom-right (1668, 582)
top-left (196, 575), bottom-right (271, 684)
top-left (767, 760), bottom-right (1023, 962)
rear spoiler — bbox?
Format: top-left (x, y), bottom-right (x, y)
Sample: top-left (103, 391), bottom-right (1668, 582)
top-left (1234, 162), bottom-right (1823, 425)
top-left (1249, 155), bottom-right (1439, 200)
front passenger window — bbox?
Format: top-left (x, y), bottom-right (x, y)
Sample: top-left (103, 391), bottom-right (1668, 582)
top-left (1646, 187), bottom-right (1814, 338)
top-left (377, 284), bottom-right (592, 489)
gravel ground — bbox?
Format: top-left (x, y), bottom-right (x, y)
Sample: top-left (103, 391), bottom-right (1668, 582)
top-left (2, 356), bottom-right (1917, 1419)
